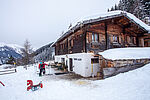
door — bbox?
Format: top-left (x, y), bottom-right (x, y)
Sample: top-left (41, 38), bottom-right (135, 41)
top-left (69, 58), bottom-right (73, 71)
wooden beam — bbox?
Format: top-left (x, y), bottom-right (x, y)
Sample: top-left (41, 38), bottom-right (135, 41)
top-left (67, 38), bottom-right (68, 54)
top-left (99, 55), bottom-right (104, 79)
top-left (105, 22), bottom-right (108, 50)
top-left (122, 26), bottom-right (126, 47)
top-left (136, 36), bottom-right (139, 47)
top-left (85, 31), bottom-right (87, 53)
top-left (82, 25), bottom-right (88, 53)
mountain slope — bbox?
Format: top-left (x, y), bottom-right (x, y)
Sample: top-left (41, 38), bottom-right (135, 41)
top-left (0, 43), bottom-right (23, 64)
top-left (34, 42), bottom-right (54, 62)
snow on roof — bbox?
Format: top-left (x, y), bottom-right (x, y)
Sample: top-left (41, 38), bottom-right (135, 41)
top-left (125, 11), bottom-right (150, 33)
top-left (81, 10), bottom-right (150, 32)
top-left (98, 47), bottom-right (150, 60)
top-left (80, 10), bottom-right (124, 21)
top-left (53, 10), bottom-right (150, 46)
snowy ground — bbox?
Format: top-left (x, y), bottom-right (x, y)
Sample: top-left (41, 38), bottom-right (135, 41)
top-left (0, 63), bottom-right (150, 100)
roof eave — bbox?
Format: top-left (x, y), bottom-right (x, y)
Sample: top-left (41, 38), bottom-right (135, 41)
top-left (53, 12), bottom-right (149, 46)
top-left (53, 14), bottom-right (125, 45)
top-left (124, 14), bottom-right (148, 33)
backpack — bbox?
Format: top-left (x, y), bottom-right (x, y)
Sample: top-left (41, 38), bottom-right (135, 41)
top-left (40, 64), bottom-right (44, 69)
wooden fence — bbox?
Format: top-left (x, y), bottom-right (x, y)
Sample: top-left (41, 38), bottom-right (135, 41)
top-left (0, 68), bottom-right (17, 75)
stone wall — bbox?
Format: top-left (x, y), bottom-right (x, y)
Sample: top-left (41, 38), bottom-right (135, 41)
top-left (101, 58), bottom-right (150, 78)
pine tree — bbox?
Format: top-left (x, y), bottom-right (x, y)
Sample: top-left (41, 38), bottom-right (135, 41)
top-left (114, 4), bottom-right (118, 10)
top-left (133, 0), bottom-right (146, 19)
top-left (141, 0), bottom-right (150, 25)
top-left (121, 0), bottom-right (128, 11)
top-left (141, 0), bottom-right (150, 15)
top-left (108, 9), bottom-right (110, 12)
top-left (111, 6), bottom-right (114, 11)
top-left (108, 0), bottom-right (149, 25)
top-left (127, 0), bottom-right (135, 13)
top-left (118, 0), bottom-right (123, 10)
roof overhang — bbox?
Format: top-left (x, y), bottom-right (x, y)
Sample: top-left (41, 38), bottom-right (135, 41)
top-left (52, 11), bottom-right (150, 47)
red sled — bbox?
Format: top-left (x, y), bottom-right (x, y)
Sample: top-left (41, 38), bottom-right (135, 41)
top-left (27, 80), bottom-right (43, 91)
top-left (0, 81), bottom-right (5, 86)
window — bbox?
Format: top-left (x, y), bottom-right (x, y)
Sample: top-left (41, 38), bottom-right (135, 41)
top-left (69, 40), bottom-right (71, 47)
top-left (71, 40), bottom-right (73, 47)
top-left (92, 33), bottom-right (94, 42)
top-left (95, 34), bottom-right (98, 42)
top-left (61, 44), bottom-right (63, 49)
top-left (61, 58), bottom-right (65, 63)
top-left (91, 58), bottom-right (99, 63)
top-left (63, 44), bottom-right (65, 49)
top-left (92, 33), bottom-right (99, 42)
top-left (113, 35), bottom-right (119, 42)
top-left (69, 40), bottom-right (73, 48)
top-left (130, 37), bottom-right (135, 44)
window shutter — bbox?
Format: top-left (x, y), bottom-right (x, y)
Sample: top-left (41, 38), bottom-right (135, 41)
top-left (119, 35), bottom-right (121, 43)
top-left (127, 36), bottom-right (130, 43)
top-left (88, 33), bottom-right (92, 43)
top-left (134, 37), bottom-right (136, 44)
top-left (99, 34), bottom-right (101, 42)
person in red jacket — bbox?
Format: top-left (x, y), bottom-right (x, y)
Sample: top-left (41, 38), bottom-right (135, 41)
top-left (39, 61), bottom-right (48, 76)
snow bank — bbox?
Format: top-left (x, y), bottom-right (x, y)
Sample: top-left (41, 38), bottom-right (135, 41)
top-left (93, 63), bottom-right (150, 100)
top-left (99, 47), bottom-right (150, 60)
top-left (0, 64), bottom-right (13, 69)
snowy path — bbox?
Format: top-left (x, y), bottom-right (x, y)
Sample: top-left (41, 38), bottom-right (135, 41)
top-left (0, 64), bottom-right (150, 100)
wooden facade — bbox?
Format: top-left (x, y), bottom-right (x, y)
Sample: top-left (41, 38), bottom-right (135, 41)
top-left (53, 13), bottom-right (150, 55)
top-left (143, 34), bottom-right (150, 47)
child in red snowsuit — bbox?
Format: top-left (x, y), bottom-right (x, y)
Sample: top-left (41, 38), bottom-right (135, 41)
top-left (39, 62), bottom-right (48, 76)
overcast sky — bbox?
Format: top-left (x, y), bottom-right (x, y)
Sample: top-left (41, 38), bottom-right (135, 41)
top-left (0, 0), bottom-right (119, 48)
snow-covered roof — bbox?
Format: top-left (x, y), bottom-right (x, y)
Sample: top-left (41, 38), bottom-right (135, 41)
top-left (53, 10), bottom-right (150, 46)
top-left (99, 47), bottom-right (150, 60)
top-left (82, 10), bottom-right (150, 32)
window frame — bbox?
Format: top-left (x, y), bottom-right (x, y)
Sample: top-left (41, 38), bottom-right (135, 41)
top-left (92, 33), bottom-right (99, 42)
top-left (113, 35), bottom-right (119, 42)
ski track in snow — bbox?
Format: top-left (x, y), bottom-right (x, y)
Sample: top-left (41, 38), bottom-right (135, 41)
top-left (0, 63), bottom-right (150, 100)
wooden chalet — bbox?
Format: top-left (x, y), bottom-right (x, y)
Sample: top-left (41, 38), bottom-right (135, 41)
top-left (53, 11), bottom-right (150, 55)
top-left (52, 11), bottom-right (150, 78)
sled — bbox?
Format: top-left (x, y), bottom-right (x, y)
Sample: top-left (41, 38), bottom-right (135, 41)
top-left (27, 80), bottom-right (43, 91)
top-left (0, 81), bottom-right (5, 86)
